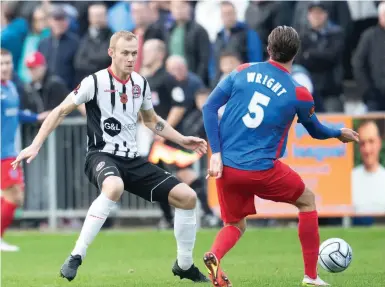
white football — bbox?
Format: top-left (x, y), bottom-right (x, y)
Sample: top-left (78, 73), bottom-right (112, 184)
top-left (318, 238), bottom-right (353, 273)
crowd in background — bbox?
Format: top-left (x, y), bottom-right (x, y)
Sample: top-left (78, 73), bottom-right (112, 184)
top-left (1, 0), bottom-right (385, 118)
top-left (1, 0), bottom-right (385, 229)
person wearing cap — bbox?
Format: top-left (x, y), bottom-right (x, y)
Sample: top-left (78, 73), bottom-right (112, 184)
top-left (23, 51), bottom-right (84, 116)
top-left (295, 2), bottom-right (345, 113)
top-left (38, 5), bottom-right (79, 90)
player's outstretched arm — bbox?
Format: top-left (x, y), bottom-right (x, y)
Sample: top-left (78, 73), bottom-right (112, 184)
top-left (12, 75), bottom-right (94, 169)
top-left (140, 108), bottom-right (207, 155)
top-left (11, 95), bottom-right (78, 169)
top-left (295, 87), bottom-right (359, 143)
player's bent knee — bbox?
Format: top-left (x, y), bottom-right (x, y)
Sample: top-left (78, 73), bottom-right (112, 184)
top-left (168, 183), bottom-right (197, 210)
top-left (101, 176), bottom-right (124, 201)
top-left (294, 187), bottom-right (316, 212)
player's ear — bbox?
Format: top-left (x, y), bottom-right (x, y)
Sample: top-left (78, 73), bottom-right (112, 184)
top-left (267, 45), bottom-right (271, 57)
top-left (108, 48), bottom-right (114, 58)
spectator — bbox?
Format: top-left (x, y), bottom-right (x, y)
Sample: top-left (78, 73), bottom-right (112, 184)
top-left (131, 1), bottom-right (166, 73)
top-left (23, 51), bottom-right (85, 116)
top-left (166, 55), bottom-right (220, 228)
top-left (1, 1), bottom-right (29, 68)
top-left (352, 2), bottom-right (385, 111)
top-left (74, 3), bottom-right (112, 82)
top-left (18, 5), bottom-right (50, 83)
top-left (169, 0), bottom-right (211, 86)
top-left (213, 1), bottom-right (262, 85)
top-left (107, 1), bottom-right (134, 33)
top-left (296, 2), bottom-right (345, 112)
top-left (245, 0), bottom-right (294, 58)
top-left (166, 55), bottom-right (205, 118)
top-left (292, 1), bottom-right (352, 37)
top-left (345, 1), bottom-right (378, 79)
top-left (149, 1), bottom-right (173, 32)
top-left (215, 51), bottom-right (242, 117)
top-left (212, 51), bottom-right (242, 88)
top-left (195, 0), bottom-right (248, 43)
top-left (38, 5), bottom-right (79, 90)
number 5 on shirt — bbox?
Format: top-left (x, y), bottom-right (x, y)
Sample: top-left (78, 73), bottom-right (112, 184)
top-left (242, 91), bottom-right (270, 128)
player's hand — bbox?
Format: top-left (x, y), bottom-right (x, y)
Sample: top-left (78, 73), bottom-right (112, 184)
top-left (206, 152), bottom-right (223, 179)
top-left (338, 128), bottom-right (359, 143)
top-left (37, 111), bottom-right (50, 122)
top-left (11, 144), bottom-right (40, 169)
top-left (179, 136), bottom-right (207, 155)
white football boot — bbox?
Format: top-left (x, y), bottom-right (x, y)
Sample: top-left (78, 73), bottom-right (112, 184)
top-left (0, 238), bottom-right (20, 252)
top-left (302, 275), bottom-right (330, 286)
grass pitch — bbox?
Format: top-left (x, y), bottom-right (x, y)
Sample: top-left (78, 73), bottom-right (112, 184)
top-left (1, 227), bottom-right (384, 286)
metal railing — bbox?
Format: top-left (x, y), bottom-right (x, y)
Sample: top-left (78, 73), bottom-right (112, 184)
top-left (21, 117), bottom-right (204, 229)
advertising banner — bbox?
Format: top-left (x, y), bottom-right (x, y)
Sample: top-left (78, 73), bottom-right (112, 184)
top-left (207, 115), bottom-right (385, 218)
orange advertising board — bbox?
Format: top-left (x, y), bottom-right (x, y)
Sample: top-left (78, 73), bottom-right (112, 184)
top-left (207, 115), bottom-right (355, 218)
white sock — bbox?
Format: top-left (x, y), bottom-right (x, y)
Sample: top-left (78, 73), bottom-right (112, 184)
top-left (71, 192), bottom-right (116, 259)
top-left (174, 208), bottom-right (196, 270)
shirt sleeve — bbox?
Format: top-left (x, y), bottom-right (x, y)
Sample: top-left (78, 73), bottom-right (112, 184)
top-left (71, 75), bottom-right (95, 105)
top-left (295, 86), bottom-right (341, 139)
top-left (202, 72), bottom-right (234, 153)
top-left (140, 79), bottom-right (153, 111)
top-left (19, 110), bottom-right (38, 123)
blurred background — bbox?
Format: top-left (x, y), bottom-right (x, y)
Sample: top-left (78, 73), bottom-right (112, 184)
top-left (1, 0), bottom-right (385, 232)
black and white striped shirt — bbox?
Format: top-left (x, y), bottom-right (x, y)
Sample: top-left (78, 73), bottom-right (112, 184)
top-left (71, 67), bottom-right (153, 158)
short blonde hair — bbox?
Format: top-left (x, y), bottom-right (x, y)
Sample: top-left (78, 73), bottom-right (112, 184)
top-left (109, 31), bottom-right (137, 48)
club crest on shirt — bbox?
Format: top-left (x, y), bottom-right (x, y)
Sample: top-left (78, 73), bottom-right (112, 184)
top-left (119, 93), bottom-right (128, 104)
top-left (96, 161), bottom-right (105, 172)
top-left (132, 84), bottom-right (141, 98)
top-left (74, 83), bottom-right (81, 95)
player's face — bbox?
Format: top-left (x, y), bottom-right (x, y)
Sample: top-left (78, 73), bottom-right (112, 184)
top-left (358, 123), bottom-right (382, 168)
top-left (220, 4), bottom-right (237, 29)
top-left (0, 54), bottom-right (13, 81)
top-left (307, 8), bottom-right (328, 29)
top-left (111, 37), bottom-right (138, 74)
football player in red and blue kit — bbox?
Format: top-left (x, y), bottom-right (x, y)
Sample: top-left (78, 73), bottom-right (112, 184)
top-left (1, 49), bottom-right (47, 251)
top-left (202, 26), bottom-right (359, 287)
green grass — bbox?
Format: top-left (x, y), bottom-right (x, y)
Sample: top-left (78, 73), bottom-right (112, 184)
top-left (1, 227), bottom-right (384, 286)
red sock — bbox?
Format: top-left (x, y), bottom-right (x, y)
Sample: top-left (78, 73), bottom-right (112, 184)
top-left (1, 197), bottom-right (18, 237)
top-left (298, 210), bottom-right (319, 280)
top-left (210, 225), bottom-right (242, 261)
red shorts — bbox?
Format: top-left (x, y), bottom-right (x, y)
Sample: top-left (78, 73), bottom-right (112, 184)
top-left (216, 160), bottom-right (305, 223)
top-left (1, 158), bottom-right (24, 190)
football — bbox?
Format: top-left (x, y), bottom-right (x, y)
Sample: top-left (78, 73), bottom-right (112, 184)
top-left (318, 238), bottom-right (353, 273)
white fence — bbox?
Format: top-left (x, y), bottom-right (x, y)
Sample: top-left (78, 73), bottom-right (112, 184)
top-left (21, 117), bottom-right (202, 229)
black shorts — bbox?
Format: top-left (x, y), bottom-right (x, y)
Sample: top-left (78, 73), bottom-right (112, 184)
top-left (85, 152), bottom-right (181, 203)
